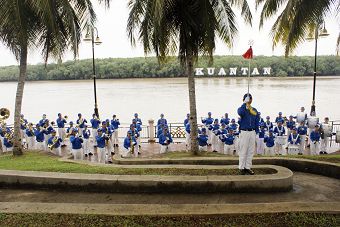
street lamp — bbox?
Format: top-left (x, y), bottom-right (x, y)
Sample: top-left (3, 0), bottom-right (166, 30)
top-left (84, 26), bottom-right (102, 118)
top-left (306, 22), bottom-right (329, 116)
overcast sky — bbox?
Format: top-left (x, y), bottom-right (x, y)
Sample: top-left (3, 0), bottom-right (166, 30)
top-left (0, 1), bottom-right (339, 67)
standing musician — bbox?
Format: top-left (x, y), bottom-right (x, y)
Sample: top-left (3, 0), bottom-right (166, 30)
top-left (3, 132), bottom-right (13, 152)
top-left (185, 122), bottom-right (191, 150)
top-left (122, 131), bottom-right (137, 158)
top-left (237, 93), bottom-right (260, 175)
top-left (197, 128), bottom-right (208, 152)
top-left (128, 124), bottom-right (140, 155)
top-left (20, 114), bottom-right (28, 145)
top-left (111, 115), bottom-right (120, 147)
top-left (47, 130), bottom-right (63, 156)
top-left (210, 119), bottom-right (220, 152)
top-left (297, 121), bottom-right (308, 155)
top-left (320, 117), bottom-right (333, 154)
top-left (264, 116), bottom-right (273, 132)
top-left (287, 128), bottom-right (300, 155)
top-left (201, 112), bottom-right (214, 145)
top-left (44, 120), bottom-right (54, 151)
top-left (34, 124), bottom-right (46, 151)
top-left (275, 112), bottom-right (284, 124)
top-left (90, 114), bottom-right (101, 147)
top-left (56, 113), bottom-right (67, 146)
top-left (39, 114), bottom-right (48, 126)
top-left (82, 125), bottom-right (93, 157)
top-left (184, 113), bottom-right (190, 127)
top-left (96, 129), bottom-right (110, 163)
top-left (101, 121), bottom-right (114, 160)
top-left (0, 123), bottom-right (10, 152)
top-left (295, 107), bottom-right (308, 125)
top-left (132, 119), bottom-right (142, 149)
top-left (222, 128), bottom-right (236, 155)
top-left (76, 113), bottom-right (87, 135)
top-left (157, 113), bottom-right (168, 131)
top-left (25, 123), bottom-right (36, 149)
top-left (273, 120), bottom-right (286, 155)
top-left (286, 115), bottom-right (296, 138)
top-left (133, 113), bottom-right (142, 125)
top-left (220, 113), bottom-right (230, 125)
top-left (159, 127), bottom-right (173, 154)
top-left (69, 128), bottom-right (84, 160)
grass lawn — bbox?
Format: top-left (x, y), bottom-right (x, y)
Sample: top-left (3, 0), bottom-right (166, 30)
top-left (0, 213), bottom-right (338, 227)
top-left (161, 151), bottom-right (340, 163)
top-left (0, 152), bottom-right (274, 175)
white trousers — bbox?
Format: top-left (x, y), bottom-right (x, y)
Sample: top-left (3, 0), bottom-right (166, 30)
top-left (217, 139), bottom-right (224, 153)
top-left (288, 145), bottom-right (300, 155)
top-left (20, 129), bottom-right (26, 145)
top-left (185, 132), bottom-right (190, 150)
top-left (275, 143), bottom-right (286, 155)
top-left (0, 136), bottom-right (4, 152)
top-left (83, 138), bottom-right (91, 155)
top-left (52, 147), bottom-right (61, 156)
top-left (211, 134), bottom-right (218, 151)
top-left (238, 130), bottom-right (255, 169)
top-left (234, 136), bottom-right (240, 156)
top-left (160, 144), bottom-right (171, 154)
top-left (224, 144), bottom-right (234, 155)
top-left (44, 134), bottom-right (51, 151)
top-left (35, 141), bottom-right (46, 151)
top-left (92, 129), bottom-right (98, 146)
top-left (256, 138), bottom-right (265, 155)
top-left (199, 145), bottom-right (207, 152)
top-left (58, 128), bottom-right (66, 145)
top-left (310, 142), bottom-right (320, 155)
top-left (121, 146), bottom-right (138, 158)
top-left (321, 137), bottom-right (330, 152)
top-left (97, 147), bottom-right (106, 163)
top-left (207, 130), bottom-right (213, 144)
top-left (27, 136), bottom-right (36, 149)
top-left (72, 148), bottom-right (83, 160)
top-left (113, 130), bottom-right (119, 145)
top-left (299, 135), bottom-right (306, 154)
top-left (78, 128), bottom-right (84, 137)
top-left (265, 146), bottom-right (275, 156)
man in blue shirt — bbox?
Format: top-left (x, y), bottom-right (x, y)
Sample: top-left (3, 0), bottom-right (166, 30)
top-left (197, 128), bottom-right (208, 152)
top-left (56, 113), bottom-right (67, 146)
top-left (69, 128), bottom-right (84, 160)
top-left (237, 93), bottom-right (260, 175)
top-left (90, 114), bottom-right (101, 147)
top-left (111, 115), bottom-right (120, 147)
top-left (297, 121), bottom-right (308, 155)
top-left (76, 113), bottom-right (87, 136)
top-left (47, 130), bottom-right (63, 156)
top-left (264, 129), bottom-right (275, 156)
top-left (310, 124), bottom-right (321, 155)
top-left (159, 127), bottom-right (173, 154)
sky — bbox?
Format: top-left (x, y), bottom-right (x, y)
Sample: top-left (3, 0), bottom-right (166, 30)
top-left (0, 1), bottom-right (339, 67)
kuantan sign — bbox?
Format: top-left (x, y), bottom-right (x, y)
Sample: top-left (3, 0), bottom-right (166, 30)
top-left (195, 67), bottom-right (272, 76)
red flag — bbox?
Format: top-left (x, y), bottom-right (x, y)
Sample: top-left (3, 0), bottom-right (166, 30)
top-left (242, 46), bottom-right (253, 59)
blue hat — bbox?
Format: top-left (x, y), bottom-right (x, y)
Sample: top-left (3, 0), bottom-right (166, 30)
top-left (69, 121), bottom-right (73, 124)
top-left (269, 129), bottom-right (273, 133)
top-left (78, 113), bottom-right (82, 116)
top-left (97, 128), bottom-right (102, 132)
top-left (292, 127), bottom-right (297, 131)
top-left (243, 93), bottom-right (252, 101)
top-left (201, 128), bottom-right (207, 132)
top-left (134, 113), bottom-right (138, 116)
top-left (279, 112), bottom-right (282, 115)
top-left (102, 121), bottom-right (107, 124)
top-left (208, 112), bottom-right (212, 115)
top-left (266, 116), bottom-right (270, 119)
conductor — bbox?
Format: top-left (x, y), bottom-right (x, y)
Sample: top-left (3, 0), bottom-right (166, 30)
top-left (237, 93), bottom-right (260, 175)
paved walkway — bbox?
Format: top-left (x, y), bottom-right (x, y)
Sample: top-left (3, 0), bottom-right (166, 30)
top-left (0, 172), bottom-right (338, 214)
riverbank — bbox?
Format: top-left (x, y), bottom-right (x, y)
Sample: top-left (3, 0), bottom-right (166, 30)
top-left (0, 55), bottom-right (339, 81)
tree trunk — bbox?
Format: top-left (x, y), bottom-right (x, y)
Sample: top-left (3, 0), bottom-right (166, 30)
top-left (12, 46), bottom-right (28, 156)
top-left (187, 53), bottom-right (199, 155)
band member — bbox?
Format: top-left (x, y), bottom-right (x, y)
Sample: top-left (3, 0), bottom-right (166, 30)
top-left (90, 114), bottom-right (101, 147)
top-left (320, 117), bottom-right (332, 154)
top-left (264, 116), bottom-right (273, 132)
top-left (3, 135), bottom-right (13, 152)
top-left (76, 113), bottom-right (87, 135)
top-left (184, 113), bottom-right (190, 127)
top-left (310, 125), bottom-right (321, 155)
top-left (122, 131), bottom-right (137, 158)
top-left (20, 114), bottom-right (28, 144)
top-left (220, 113), bottom-right (230, 125)
top-left (39, 114), bottom-right (48, 126)
top-left (287, 128), bottom-right (300, 155)
top-left (66, 121), bottom-right (74, 135)
top-left (222, 128), bottom-right (236, 155)
top-left (133, 113), bottom-right (142, 125)
top-left (82, 125), bottom-right (92, 157)
top-left (128, 124), bottom-right (140, 155)
top-left (197, 128), bottom-right (208, 152)
top-left (157, 114), bottom-right (168, 130)
top-left (273, 120), bottom-right (286, 155)
top-left (47, 130), bottom-right (63, 156)
top-left (159, 127), bottom-right (173, 154)
top-left (286, 115), bottom-right (296, 138)
top-left (56, 113), bottom-right (67, 146)
top-left (202, 112), bottom-right (214, 145)
top-left (295, 106), bottom-right (308, 125)
top-left (69, 128), bottom-right (84, 160)
top-left (0, 124), bottom-right (11, 152)
top-left (211, 119), bottom-right (220, 152)
top-left (96, 129), bottom-right (110, 163)
top-left (217, 123), bottom-right (228, 153)
top-left (306, 114), bottom-right (319, 146)
top-left (297, 121), bottom-right (308, 155)
top-left (25, 123), bottom-right (36, 149)
top-left (237, 93), bottom-right (260, 175)
top-left (101, 121), bottom-right (114, 157)
top-left (34, 124), bottom-right (46, 151)
top-left (132, 119), bottom-right (142, 149)
top-left (185, 122), bottom-right (191, 150)
top-left (264, 129), bottom-right (275, 156)
top-left (44, 120), bottom-right (54, 151)
top-left (256, 123), bottom-right (266, 155)
top-left (229, 119), bottom-right (238, 131)
top-left (258, 112), bottom-right (265, 124)
top-left (275, 112), bottom-right (284, 124)
top-left (111, 115), bottom-right (120, 147)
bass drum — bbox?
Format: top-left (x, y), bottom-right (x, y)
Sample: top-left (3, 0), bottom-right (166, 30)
top-left (307, 116), bottom-right (319, 129)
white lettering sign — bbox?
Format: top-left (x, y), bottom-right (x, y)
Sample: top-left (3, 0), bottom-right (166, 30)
top-left (194, 67), bottom-right (272, 76)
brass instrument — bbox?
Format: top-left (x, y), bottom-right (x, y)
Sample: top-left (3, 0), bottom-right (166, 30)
top-left (48, 137), bottom-right (59, 150)
top-left (246, 103), bottom-right (257, 116)
top-left (0, 108), bottom-right (10, 125)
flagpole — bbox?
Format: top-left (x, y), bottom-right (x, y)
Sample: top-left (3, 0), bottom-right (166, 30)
top-left (247, 59), bottom-right (250, 94)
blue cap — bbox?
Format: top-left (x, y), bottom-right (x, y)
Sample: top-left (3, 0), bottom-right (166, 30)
top-left (69, 121), bottom-right (73, 124)
top-left (289, 115), bottom-right (293, 118)
top-left (134, 113), bottom-right (138, 116)
top-left (102, 121), bottom-right (107, 124)
top-left (269, 129), bottom-right (273, 133)
top-left (292, 127), bottom-right (297, 131)
top-left (243, 93), bottom-right (252, 101)
top-left (279, 112), bottom-right (282, 115)
top-left (97, 128), bottom-right (102, 132)
top-left (78, 113), bottom-right (82, 116)
top-left (201, 128), bottom-right (207, 132)
top-left (266, 116), bottom-right (270, 119)
top-left (208, 112), bottom-right (212, 115)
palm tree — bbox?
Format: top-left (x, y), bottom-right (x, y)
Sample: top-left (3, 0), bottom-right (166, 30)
top-left (0, 0), bottom-right (95, 155)
top-left (256, 0), bottom-right (340, 56)
top-left (127, 0), bottom-right (252, 154)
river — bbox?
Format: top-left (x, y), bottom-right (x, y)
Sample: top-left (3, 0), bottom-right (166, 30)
top-left (0, 76), bottom-right (339, 125)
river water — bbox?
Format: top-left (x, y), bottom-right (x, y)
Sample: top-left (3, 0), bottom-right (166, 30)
top-left (0, 76), bottom-right (339, 125)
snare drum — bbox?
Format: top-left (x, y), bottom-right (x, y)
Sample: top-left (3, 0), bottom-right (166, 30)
top-left (288, 144), bottom-right (299, 155)
top-left (276, 136), bottom-right (286, 146)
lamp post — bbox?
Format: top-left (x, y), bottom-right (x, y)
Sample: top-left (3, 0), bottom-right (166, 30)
top-left (306, 22), bottom-right (329, 116)
top-left (83, 27), bottom-right (102, 118)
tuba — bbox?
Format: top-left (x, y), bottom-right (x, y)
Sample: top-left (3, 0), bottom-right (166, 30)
top-left (0, 108), bottom-right (10, 124)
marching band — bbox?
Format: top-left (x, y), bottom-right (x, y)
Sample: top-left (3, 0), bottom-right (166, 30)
top-left (0, 106), bottom-right (337, 164)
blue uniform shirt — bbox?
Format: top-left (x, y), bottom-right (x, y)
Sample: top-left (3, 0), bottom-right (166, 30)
top-left (34, 129), bottom-right (45, 142)
top-left (47, 136), bottom-right (62, 148)
top-left (273, 126), bottom-right (285, 136)
top-left (297, 126), bottom-right (307, 136)
top-left (4, 138), bottom-right (13, 148)
top-left (157, 118), bottom-right (168, 127)
top-left (96, 135), bottom-right (108, 148)
top-left (159, 132), bottom-right (173, 145)
top-left (223, 134), bottom-right (235, 145)
top-left (310, 131), bottom-right (321, 142)
top-left (275, 117), bottom-right (284, 123)
top-left (264, 135), bottom-right (275, 147)
top-left (124, 136), bottom-right (136, 149)
top-left (56, 118), bottom-right (67, 128)
top-left (111, 119), bottom-right (120, 129)
top-left (20, 119), bottom-right (27, 130)
top-left (220, 118), bottom-right (230, 125)
top-left (90, 118), bottom-right (101, 129)
top-left (264, 121), bottom-right (273, 131)
top-left (202, 117), bottom-right (214, 125)
top-left (83, 129), bottom-right (91, 139)
top-left (259, 129), bottom-right (266, 139)
top-left (76, 119), bottom-right (87, 128)
top-left (288, 134), bottom-right (300, 145)
top-left (25, 129), bottom-right (35, 137)
top-left (197, 134), bottom-right (208, 146)
top-left (185, 123), bottom-right (190, 134)
top-left (184, 118), bottom-right (189, 127)
top-left (69, 135), bottom-right (83, 149)
top-left (286, 120), bottom-right (296, 130)
top-left (101, 127), bottom-right (112, 136)
top-left (237, 103), bottom-right (260, 133)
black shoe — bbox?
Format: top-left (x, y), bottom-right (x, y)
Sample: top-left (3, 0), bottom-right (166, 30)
top-left (298, 153), bottom-right (303, 155)
top-left (138, 152), bottom-right (141, 155)
top-left (94, 145), bottom-right (97, 148)
top-left (324, 151), bottom-right (328, 154)
top-left (85, 154), bottom-right (88, 157)
top-left (61, 144), bottom-right (67, 147)
top-left (111, 152), bottom-right (115, 155)
top-left (108, 160), bottom-right (113, 164)
top-left (139, 145), bottom-right (141, 148)
top-left (245, 169), bottom-right (255, 175)
top-left (239, 169), bottom-right (246, 175)
top-left (213, 150), bottom-right (217, 153)
top-left (88, 152), bottom-right (93, 156)
top-left (116, 144), bottom-right (119, 147)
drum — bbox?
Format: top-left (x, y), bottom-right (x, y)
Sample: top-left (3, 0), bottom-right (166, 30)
top-left (288, 144), bottom-right (300, 155)
top-left (276, 136), bottom-right (286, 145)
top-left (307, 116), bottom-right (319, 129)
